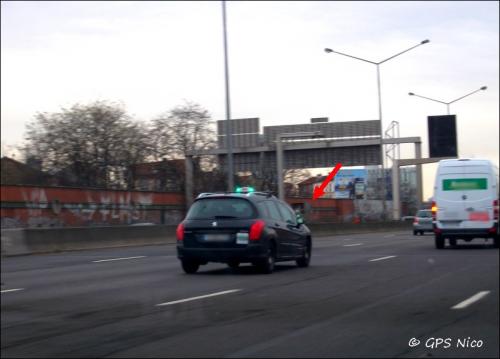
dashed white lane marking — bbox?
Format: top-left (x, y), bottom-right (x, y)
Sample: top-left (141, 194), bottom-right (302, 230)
top-left (93, 256), bottom-right (147, 263)
top-left (451, 291), bottom-right (490, 310)
top-left (1, 288), bottom-right (24, 294)
top-left (343, 243), bottom-right (363, 247)
top-left (156, 289), bottom-right (242, 307)
top-left (369, 255), bottom-right (397, 262)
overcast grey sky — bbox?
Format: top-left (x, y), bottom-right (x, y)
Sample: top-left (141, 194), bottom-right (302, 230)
top-left (1, 1), bottom-right (499, 198)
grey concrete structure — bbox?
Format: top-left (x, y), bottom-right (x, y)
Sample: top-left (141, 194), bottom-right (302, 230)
top-left (188, 135), bottom-right (423, 203)
top-left (1, 222), bottom-right (412, 256)
top-left (1, 225), bottom-right (177, 256)
top-left (188, 118), bottom-right (429, 214)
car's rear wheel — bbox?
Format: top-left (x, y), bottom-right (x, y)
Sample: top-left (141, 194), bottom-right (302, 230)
top-left (435, 235), bottom-right (444, 249)
top-left (413, 230), bottom-right (418, 236)
top-left (257, 243), bottom-right (275, 274)
top-left (227, 261), bottom-right (240, 269)
top-left (494, 235), bottom-right (499, 248)
top-left (449, 238), bottom-right (457, 247)
top-left (181, 260), bottom-right (200, 274)
top-left (296, 240), bottom-right (311, 268)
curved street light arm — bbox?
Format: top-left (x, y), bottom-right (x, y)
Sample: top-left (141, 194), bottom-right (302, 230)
top-left (378, 40), bottom-right (430, 65)
top-left (448, 86), bottom-right (488, 105)
top-left (409, 92), bottom-right (448, 105)
top-left (324, 48), bottom-right (377, 65)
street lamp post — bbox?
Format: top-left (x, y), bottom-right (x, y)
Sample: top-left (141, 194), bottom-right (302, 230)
top-left (325, 39), bottom-right (430, 220)
top-left (408, 86), bottom-right (487, 115)
top-left (222, 0), bottom-right (234, 192)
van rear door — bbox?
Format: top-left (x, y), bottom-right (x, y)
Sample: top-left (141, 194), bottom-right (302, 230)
top-left (460, 165), bottom-right (493, 229)
top-left (437, 165), bottom-right (493, 229)
top-left (436, 165), bottom-right (466, 227)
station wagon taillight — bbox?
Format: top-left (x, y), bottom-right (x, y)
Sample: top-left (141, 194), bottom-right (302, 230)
top-left (413, 217), bottom-right (419, 224)
top-left (249, 220), bottom-right (265, 241)
top-left (176, 222), bottom-right (185, 241)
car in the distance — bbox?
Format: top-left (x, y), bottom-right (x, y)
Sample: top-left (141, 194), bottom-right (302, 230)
top-left (413, 209), bottom-right (433, 235)
top-left (176, 189), bottom-right (312, 274)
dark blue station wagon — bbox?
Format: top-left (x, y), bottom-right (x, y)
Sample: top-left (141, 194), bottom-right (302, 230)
top-left (176, 191), bottom-right (312, 274)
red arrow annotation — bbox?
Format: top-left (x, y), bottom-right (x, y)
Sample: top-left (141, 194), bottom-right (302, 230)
top-left (312, 163), bottom-right (343, 200)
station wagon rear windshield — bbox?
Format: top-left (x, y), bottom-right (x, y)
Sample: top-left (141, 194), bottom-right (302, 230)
top-left (187, 198), bottom-right (257, 220)
top-left (417, 210), bottom-right (432, 218)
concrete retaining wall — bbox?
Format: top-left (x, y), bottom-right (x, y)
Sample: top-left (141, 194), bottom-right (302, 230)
top-left (1, 185), bottom-right (185, 228)
top-left (1, 225), bottom-right (176, 256)
top-left (1, 221), bottom-right (412, 256)
top-left (308, 221), bottom-right (412, 236)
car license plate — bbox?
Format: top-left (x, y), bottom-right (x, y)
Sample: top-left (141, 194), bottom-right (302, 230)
top-left (203, 234), bottom-right (231, 242)
top-left (440, 221), bottom-right (461, 228)
top-left (236, 232), bottom-right (249, 245)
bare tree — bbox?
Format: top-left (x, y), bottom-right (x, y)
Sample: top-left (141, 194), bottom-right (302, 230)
top-left (150, 101), bottom-right (218, 193)
top-left (150, 101), bottom-right (216, 160)
top-left (23, 101), bottom-right (150, 188)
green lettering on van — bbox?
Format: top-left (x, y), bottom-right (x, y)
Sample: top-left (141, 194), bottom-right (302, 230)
top-left (443, 178), bottom-right (487, 191)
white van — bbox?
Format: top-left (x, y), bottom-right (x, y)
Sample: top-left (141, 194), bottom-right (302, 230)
top-left (432, 159), bottom-right (499, 249)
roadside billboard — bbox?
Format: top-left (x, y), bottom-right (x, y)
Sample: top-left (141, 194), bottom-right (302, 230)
top-left (327, 169), bottom-right (367, 199)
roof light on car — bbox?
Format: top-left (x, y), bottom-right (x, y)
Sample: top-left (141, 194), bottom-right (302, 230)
top-left (235, 186), bottom-right (255, 194)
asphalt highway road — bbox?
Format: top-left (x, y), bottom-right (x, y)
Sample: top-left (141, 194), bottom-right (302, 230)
top-left (1, 230), bottom-right (498, 358)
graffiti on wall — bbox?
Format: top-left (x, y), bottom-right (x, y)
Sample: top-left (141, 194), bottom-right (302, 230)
top-left (18, 187), bottom-right (63, 228)
top-left (65, 191), bottom-right (155, 224)
top-left (354, 200), bottom-right (394, 222)
top-left (1, 186), bottom-right (184, 228)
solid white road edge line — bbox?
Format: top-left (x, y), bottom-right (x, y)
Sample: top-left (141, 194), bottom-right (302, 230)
top-left (156, 289), bottom-right (242, 307)
top-left (451, 291), bottom-right (491, 310)
top-left (1, 288), bottom-right (25, 294)
top-left (343, 243), bottom-right (363, 247)
top-left (369, 256), bottom-right (397, 262)
top-left (93, 256), bottom-right (147, 263)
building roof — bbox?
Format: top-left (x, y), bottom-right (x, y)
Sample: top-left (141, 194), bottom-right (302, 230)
top-left (130, 159), bottom-right (185, 177)
top-left (297, 175), bottom-right (327, 187)
top-left (1, 156), bottom-right (59, 186)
